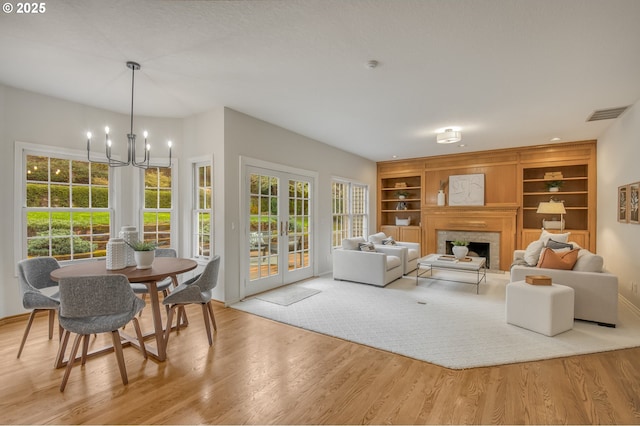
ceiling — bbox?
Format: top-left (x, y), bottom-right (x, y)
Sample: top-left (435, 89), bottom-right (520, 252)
top-left (1, 0), bottom-right (639, 162)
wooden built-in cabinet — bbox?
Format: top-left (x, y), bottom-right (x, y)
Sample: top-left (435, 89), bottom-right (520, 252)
top-left (377, 168), bottom-right (422, 245)
top-left (376, 140), bottom-right (597, 268)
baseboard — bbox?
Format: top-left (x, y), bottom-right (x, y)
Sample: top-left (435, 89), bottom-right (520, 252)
top-left (619, 294), bottom-right (640, 318)
top-left (0, 312), bottom-right (29, 326)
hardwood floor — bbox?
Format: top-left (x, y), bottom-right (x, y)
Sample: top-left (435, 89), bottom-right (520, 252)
top-left (2, 302), bottom-right (640, 424)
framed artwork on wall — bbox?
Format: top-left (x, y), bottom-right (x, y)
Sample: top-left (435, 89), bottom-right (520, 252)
top-left (629, 182), bottom-right (639, 224)
top-left (618, 185), bottom-right (629, 223)
top-left (448, 174), bottom-right (485, 206)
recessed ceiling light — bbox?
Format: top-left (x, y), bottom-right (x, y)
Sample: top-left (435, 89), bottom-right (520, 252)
top-left (550, 137), bottom-right (561, 142)
top-left (365, 60), bottom-right (379, 69)
top-left (458, 144), bottom-right (466, 148)
top-left (392, 155), bottom-right (398, 158)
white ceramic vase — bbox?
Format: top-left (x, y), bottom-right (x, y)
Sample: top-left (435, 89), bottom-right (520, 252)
top-left (119, 226), bottom-right (139, 267)
top-left (134, 250), bottom-right (155, 269)
top-left (106, 238), bottom-right (126, 270)
top-left (437, 190), bottom-right (445, 206)
top-left (452, 245), bottom-right (469, 259)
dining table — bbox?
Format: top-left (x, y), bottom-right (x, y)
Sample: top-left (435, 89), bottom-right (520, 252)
top-left (50, 257), bottom-right (197, 363)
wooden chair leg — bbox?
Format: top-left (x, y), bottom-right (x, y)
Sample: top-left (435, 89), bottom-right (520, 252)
top-left (138, 293), bottom-right (147, 317)
top-left (48, 309), bottom-right (56, 340)
top-left (54, 329), bottom-right (71, 369)
top-left (111, 330), bottom-right (128, 385)
top-left (201, 304), bottom-right (213, 346)
top-left (17, 310), bottom-right (38, 358)
top-left (207, 301), bottom-right (217, 331)
top-left (131, 318), bottom-right (147, 359)
top-left (81, 335), bottom-right (90, 365)
top-left (164, 305), bottom-right (176, 347)
top-left (179, 306), bottom-right (189, 327)
top-left (60, 333), bottom-right (82, 392)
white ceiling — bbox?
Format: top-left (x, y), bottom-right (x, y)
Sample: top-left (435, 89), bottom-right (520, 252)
top-left (1, 0), bottom-right (639, 162)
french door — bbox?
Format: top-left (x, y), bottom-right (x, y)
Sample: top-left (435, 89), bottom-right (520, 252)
top-left (245, 165), bottom-right (313, 295)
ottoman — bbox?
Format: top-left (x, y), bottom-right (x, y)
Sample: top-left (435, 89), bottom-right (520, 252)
top-left (506, 280), bottom-right (575, 336)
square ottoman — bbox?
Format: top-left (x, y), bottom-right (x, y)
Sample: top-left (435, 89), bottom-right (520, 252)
top-left (506, 280), bottom-right (574, 336)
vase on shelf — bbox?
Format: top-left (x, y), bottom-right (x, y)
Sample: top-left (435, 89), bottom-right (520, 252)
top-left (437, 190), bottom-right (445, 206)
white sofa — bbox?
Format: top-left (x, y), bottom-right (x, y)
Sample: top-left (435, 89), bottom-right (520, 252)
top-left (333, 237), bottom-right (404, 287)
top-left (367, 232), bottom-right (420, 275)
top-left (511, 249), bottom-right (618, 327)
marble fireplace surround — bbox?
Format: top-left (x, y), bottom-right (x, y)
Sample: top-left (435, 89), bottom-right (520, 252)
top-left (423, 206), bottom-right (518, 272)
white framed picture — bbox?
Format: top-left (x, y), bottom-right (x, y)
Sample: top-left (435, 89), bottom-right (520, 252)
top-left (448, 174), bottom-right (485, 206)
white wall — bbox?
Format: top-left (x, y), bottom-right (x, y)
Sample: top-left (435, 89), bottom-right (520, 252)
top-left (221, 108), bottom-right (377, 303)
top-left (597, 99), bottom-right (640, 309)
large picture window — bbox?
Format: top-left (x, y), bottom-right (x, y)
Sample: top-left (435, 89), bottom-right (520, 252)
top-left (24, 153), bottom-right (111, 260)
top-left (331, 180), bottom-right (368, 247)
top-left (142, 167), bottom-right (174, 247)
top-left (193, 162), bottom-right (213, 258)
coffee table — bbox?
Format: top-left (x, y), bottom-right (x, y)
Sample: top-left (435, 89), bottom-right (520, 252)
top-left (416, 254), bottom-right (487, 294)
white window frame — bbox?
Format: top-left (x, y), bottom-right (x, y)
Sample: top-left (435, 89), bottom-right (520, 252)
top-left (14, 141), bottom-right (118, 264)
top-left (192, 159), bottom-right (214, 260)
top-left (139, 161), bottom-right (178, 249)
top-left (331, 178), bottom-right (369, 248)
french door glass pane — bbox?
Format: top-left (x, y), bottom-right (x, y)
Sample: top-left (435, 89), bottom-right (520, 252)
top-left (249, 173), bottom-right (279, 281)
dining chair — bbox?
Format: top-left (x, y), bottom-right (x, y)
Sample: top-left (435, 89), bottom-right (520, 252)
top-left (56, 274), bottom-right (147, 392)
top-left (16, 257), bottom-right (61, 358)
top-left (163, 255), bottom-right (220, 346)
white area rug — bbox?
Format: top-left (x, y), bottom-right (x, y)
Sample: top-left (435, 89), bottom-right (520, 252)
top-left (232, 273), bottom-right (640, 369)
top-left (255, 286), bottom-right (321, 306)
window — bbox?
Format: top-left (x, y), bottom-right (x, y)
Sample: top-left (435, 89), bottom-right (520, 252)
top-left (193, 162), bottom-right (213, 258)
top-left (23, 152), bottom-right (111, 260)
top-left (142, 167), bottom-right (174, 247)
top-left (331, 179), bottom-right (368, 247)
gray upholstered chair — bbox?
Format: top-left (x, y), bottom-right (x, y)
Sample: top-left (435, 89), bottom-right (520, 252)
top-left (163, 255), bottom-right (220, 346)
top-left (56, 274), bottom-right (147, 392)
top-left (16, 257), bottom-right (61, 358)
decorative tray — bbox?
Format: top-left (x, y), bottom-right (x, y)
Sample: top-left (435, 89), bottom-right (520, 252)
top-left (438, 255), bottom-right (472, 262)
top-left (525, 275), bottom-right (552, 285)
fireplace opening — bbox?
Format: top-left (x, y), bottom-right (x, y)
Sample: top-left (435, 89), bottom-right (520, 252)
top-left (446, 241), bottom-right (491, 269)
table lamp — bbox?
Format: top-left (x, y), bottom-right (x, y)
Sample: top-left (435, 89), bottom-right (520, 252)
top-left (537, 199), bottom-right (566, 231)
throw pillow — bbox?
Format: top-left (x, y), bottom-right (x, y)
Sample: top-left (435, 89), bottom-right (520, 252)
top-left (573, 250), bottom-right (604, 272)
top-left (537, 248), bottom-right (579, 270)
top-left (539, 229), bottom-right (570, 245)
top-left (359, 242), bottom-right (376, 252)
top-left (368, 232), bottom-right (387, 245)
top-left (342, 237), bottom-right (365, 251)
top-left (546, 239), bottom-right (573, 250)
top-left (523, 239), bottom-right (544, 266)
top-left (382, 237), bottom-right (397, 246)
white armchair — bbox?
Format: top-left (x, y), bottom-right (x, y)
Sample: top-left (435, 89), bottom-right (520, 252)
top-left (368, 232), bottom-right (420, 274)
top-left (333, 237), bottom-right (403, 287)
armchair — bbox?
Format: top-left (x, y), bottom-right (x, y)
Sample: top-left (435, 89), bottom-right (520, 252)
top-left (368, 232), bottom-right (420, 274)
top-left (333, 237), bottom-right (403, 287)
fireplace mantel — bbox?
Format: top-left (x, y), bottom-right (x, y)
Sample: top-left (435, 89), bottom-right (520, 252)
top-left (422, 206), bottom-right (518, 271)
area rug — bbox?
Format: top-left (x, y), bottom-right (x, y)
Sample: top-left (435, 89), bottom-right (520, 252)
top-left (232, 273), bottom-right (640, 369)
top-left (254, 286), bottom-right (321, 306)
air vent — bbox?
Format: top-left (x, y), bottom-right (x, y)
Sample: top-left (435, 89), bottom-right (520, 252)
top-left (586, 106), bottom-right (629, 122)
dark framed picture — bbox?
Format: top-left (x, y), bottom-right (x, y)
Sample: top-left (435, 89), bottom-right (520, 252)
top-left (618, 185), bottom-right (629, 223)
top-left (629, 182), bottom-right (639, 224)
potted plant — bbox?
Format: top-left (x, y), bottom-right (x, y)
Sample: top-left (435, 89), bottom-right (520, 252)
top-left (125, 240), bottom-right (157, 269)
top-left (546, 180), bottom-right (564, 192)
top-left (451, 240), bottom-right (469, 259)
top-left (395, 190), bottom-right (409, 200)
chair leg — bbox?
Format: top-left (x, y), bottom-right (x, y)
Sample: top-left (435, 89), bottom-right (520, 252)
top-left (201, 304), bottom-right (213, 346)
top-left (54, 328), bottom-right (71, 369)
top-left (131, 318), bottom-right (147, 359)
top-left (60, 333), bottom-right (83, 392)
top-left (48, 309), bottom-right (56, 340)
top-left (17, 310), bottom-right (38, 358)
top-left (207, 301), bottom-right (217, 332)
top-left (111, 330), bottom-right (128, 385)
top-left (81, 335), bottom-right (90, 366)
top-left (164, 305), bottom-right (176, 347)
top-left (138, 293), bottom-right (147, 317)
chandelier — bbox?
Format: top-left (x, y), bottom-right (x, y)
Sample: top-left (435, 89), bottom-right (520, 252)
top-left (86, 61), bottom-right (172, 169)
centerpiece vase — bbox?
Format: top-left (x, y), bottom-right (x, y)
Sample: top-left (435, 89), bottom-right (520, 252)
top-left (134, 250), bottom-right (155, 269)
top-left (452, 245), bottom-right (469, 259)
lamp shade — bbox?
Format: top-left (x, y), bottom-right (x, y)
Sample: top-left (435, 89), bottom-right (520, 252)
top-left (536, 201), bottom-right (566, 214)
top-left (436, 129), bottom-right (462, 144)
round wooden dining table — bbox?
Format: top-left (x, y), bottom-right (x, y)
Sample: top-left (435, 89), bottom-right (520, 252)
top-left (51, 257), bottom-right (197, 362)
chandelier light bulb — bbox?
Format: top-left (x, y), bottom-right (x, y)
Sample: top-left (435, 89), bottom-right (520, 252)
top-left (143, 130), bottom-right (148, 139)
top-left (107, 139), bottom-right (112, 147)
top-left (105, 126), bottom-right (110, 135)
top-left (168, 141), bottom-right (172, 148)
top-left (146, 143), bottom-right (151, 151)
top-left (87, 132), bottom-right (92, 139)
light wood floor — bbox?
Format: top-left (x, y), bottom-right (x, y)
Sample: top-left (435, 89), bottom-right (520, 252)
top-left (2, 302), bottom-right (640, 425)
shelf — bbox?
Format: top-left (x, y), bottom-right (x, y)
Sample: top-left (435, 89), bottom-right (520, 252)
top-left (382, 186), bottom-right (421, 191)
top-left (523, 177), bottom-right (587, 183)
top-left (523, 191), bottom-right (588, 196)
top-left (382, 198), bottom-right (420, 202)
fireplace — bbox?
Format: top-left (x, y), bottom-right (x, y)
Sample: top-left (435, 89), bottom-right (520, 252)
top-left (438, 231), bottom-right (501, 271)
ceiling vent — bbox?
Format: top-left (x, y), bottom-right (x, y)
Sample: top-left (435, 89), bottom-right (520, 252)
top-left (586, 106), bottom-right (629, 122)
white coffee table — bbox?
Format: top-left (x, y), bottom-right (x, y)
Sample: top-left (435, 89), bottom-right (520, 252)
top-left (416, 254), bottom-right (487, 294)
